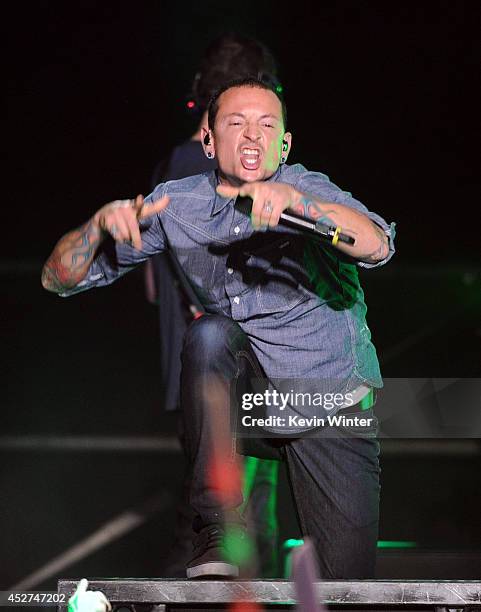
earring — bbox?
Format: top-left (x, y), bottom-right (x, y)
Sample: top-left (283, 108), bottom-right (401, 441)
top-left (281, 155), bottom-right (286, 164)
top-left (207, 152), bottom-right (213, 159)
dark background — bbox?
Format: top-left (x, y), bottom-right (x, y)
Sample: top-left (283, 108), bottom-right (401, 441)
top-left (2, 0), bottom-right (480, 592)
top-left (5, 1), bottom-right (480, 262)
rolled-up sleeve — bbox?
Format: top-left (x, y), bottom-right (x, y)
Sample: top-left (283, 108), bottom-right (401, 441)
top-left (60, 186), bottom-right (168, 297)
top-left (295, 170), bottom-right (396, 269)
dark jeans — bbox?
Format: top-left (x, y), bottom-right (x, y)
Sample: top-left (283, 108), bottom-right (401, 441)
top-left (152, 255), bottom-right (278, 577)
top-left (180, 314), bottom-right (380, 579)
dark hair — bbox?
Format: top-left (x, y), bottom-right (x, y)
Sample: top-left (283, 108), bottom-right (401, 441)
top-left (207, 76), bottom-right (287, 131)
top-left (191, 33), bottom-right (280, 111)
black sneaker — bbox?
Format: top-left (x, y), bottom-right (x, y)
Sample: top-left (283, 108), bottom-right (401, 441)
top-left (186, 525), bottom-right (239, 579)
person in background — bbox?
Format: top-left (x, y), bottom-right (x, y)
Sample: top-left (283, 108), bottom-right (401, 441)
top-left (144, 33), bottom-right (281, 578)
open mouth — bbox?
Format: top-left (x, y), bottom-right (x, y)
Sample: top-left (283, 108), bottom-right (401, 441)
top-left (239, 147), bottom-right (262, 170)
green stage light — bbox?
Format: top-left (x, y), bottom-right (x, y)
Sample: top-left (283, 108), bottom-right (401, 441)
top-left (283, 538), bottom-right (304, 549)
top-left (223, 525), bottom-right (255, 565)
top-left (283, 538), bottom-right (418, 550)
top-left (377, 540), bottom-right (418, 548)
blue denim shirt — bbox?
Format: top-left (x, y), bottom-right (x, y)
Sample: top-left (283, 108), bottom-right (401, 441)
top-left (62, 163), bottom-right (395, 397)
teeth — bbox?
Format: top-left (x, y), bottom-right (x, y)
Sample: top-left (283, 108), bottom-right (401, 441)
top-left (244, 158), bottom-right (258, 165)
top-left (241, 148), bottom-right (260, 155)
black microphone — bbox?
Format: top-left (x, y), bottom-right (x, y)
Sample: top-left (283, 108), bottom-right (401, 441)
top-left (234, 196), bottom-right (355, 245)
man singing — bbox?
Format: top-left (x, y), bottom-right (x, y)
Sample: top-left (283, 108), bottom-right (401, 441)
top-left (42, 77), bottom-right (395, 579)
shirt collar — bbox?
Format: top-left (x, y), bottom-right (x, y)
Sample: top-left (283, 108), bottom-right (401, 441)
top-left (209, 166), bottom-right (284, 217)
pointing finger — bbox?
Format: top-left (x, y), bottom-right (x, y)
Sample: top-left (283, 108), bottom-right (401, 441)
top-left (133, 194), bottom-right (144, 214)
top-left (238, 183), bottom-right (257, 199)
top-left (139, 195), bottom-right (170, 219)
top-left (216, 185), bottom-right (239, 199)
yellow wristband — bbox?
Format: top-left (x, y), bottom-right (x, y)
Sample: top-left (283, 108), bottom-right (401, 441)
top-left (332, 226), bottom-right (341, 246)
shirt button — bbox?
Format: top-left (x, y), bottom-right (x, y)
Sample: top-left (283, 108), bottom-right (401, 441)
top-left (227, 267), bottom-right (234, 274)
top-left (233, 296), bottom-right (240, 304)
top-left (234, 226), bottom-right (240, 234)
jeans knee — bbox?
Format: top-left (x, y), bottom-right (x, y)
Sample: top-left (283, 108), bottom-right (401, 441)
top-left (182, 314), bottom-right (242, 362)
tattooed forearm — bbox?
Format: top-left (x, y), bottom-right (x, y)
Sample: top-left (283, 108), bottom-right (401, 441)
top-left (41, 220), bottom-right (104, 293)
top-left (289, 189), bottom-right (388, 261)
top-left (293, 196), bottom-right (358, 239)
top-left (293, 196), bottom-right (339, 226)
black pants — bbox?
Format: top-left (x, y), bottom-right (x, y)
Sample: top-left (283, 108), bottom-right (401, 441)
top-left (153, 255), bottom-right (278, 576)
top-left (180, 314), bottom-right (381, 579)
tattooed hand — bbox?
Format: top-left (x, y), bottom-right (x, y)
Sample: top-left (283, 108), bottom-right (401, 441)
top-left (217, 181), bottom-right (389, 263)
top-left (93, 194), bottom-right (169, 250)
top-left (216, 182), bottom-right (296, 230)
top-left (41, 194), bottom-right (170, 293)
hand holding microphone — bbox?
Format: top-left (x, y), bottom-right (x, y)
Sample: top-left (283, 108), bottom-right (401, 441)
top-left (216, 182), bottom-right (355, 246)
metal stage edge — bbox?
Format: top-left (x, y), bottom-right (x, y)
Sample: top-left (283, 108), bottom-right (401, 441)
top-left (57, 579), bottom-right (481, 611)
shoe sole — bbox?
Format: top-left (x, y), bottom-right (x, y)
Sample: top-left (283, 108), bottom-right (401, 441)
top-left (186, 561), bottom-right (239, 579)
